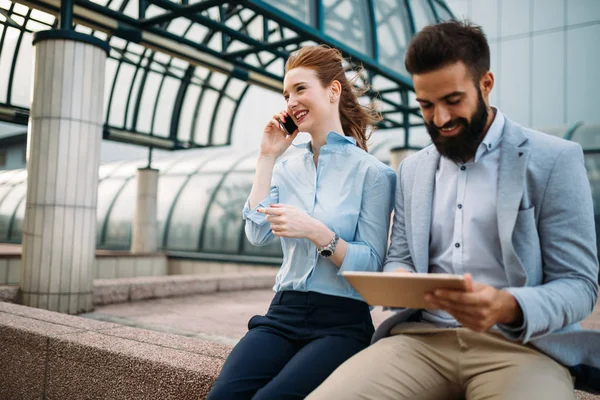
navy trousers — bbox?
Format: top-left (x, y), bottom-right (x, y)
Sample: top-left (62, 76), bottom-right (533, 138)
top-left (207, 291), bottom-right (374, 400)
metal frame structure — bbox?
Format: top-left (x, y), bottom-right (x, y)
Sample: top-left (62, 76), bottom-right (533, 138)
top-left (0, 0), bottom-right (454, 151)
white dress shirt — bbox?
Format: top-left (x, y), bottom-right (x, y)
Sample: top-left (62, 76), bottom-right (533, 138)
top-left (422, 109), bottom-right (509, 326)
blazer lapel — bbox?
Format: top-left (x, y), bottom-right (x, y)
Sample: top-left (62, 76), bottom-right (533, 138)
top-left (497, 118), bottom-right (530, 285)
top-left (411, 148), bottom-right (440, 272)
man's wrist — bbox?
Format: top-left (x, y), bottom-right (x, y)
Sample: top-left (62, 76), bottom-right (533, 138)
top-left (498, 290), bottom-right (524, 326)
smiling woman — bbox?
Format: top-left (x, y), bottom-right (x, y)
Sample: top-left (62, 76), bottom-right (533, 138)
top-left (206, 45), bottom-right (397, 400)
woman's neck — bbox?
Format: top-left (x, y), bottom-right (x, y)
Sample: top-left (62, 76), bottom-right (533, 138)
top-left (310, 119), bottom-right (344, 155)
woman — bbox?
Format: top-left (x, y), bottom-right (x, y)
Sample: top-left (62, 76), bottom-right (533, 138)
top-left (207, 45), bottom-right (396, 400)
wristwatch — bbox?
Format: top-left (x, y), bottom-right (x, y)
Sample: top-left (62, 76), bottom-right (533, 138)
top-left (317, 233), bottom-right (339, 258)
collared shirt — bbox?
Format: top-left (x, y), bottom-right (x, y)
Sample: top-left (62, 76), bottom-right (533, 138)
top-left (422, 109), bottom-right (509, 326)
top-left (243, 131), bottom-right (396, 302)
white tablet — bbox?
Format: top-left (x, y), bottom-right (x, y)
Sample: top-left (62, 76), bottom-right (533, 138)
top-left (342, 271), bottom-right (468, 309)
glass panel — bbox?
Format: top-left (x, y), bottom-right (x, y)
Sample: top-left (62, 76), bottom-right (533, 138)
top-left (108, 62), bottom-right (136, 127)
top-left (183, 23), bottom-right (210, 43)
top-left (153, 76), bottom-right (180, 137)
top-left (235, 154), bottom-right (260, 172)
top-left (567, 0), bottom-right (600, 25)
top-left (431, 0), bottom-right (454, 21)
top-left (500, 0), bottom-right (530, 37)
top-left (566, 25), bottom-right (600, 126)
top-left (156, 175), bottom-right (187, 248)
top-left (533, 0), bottom-right (563, 32)
top-left (125, 65), bottom-right (145, 129)
top-left (0, 27), bottom-right (20, 104)
top-left (30, 9), bottom-right (55, 25)
top-left (0, 184), bottom-right (15, 203)
top-left (212, 97), bottom-right (235, 145)
top-left (0, 185), bottom-right (25, 241)
top-left (26, 19), bottom-right (49, 33)
top-left (99, 161), bottom-right (126, 180)
top-left (409, 0), bottom-right (437, 31)
top-left (9, 197), bottom-right (24, 241)
top-left (178, 84), bottom-right (202, 143)
top-left (0, 170), bottom-right (18, 185)
top-left (166, 173), bottom-right (222, 250)
top-left (166, 18), bottom-right (192, 36)
top-left (6, 169), bottom-right (26, 184)
top-left (194, 88), bottom-right (219, 144)
top-left (201, 172), bottom-right (252, 253)
top-left (96, 178), bottom-right (128, 243)
top-left (470, 0), bottom-right (499, 40)
top-left (200, 153), bottom-right (239, 173)
top-left (323, 0), bottom-right (373, 56)
top-left (109, 159), bottom-right (147, 178)
top-left (102, 178), bottom-right (136, 249)
top-left (136, 71), bottom-right (162, 133)
top-left (104, 58), bottom-right (118, 125)
top-left (262, 0), bottom-right (313, 25)
top-left (12, 31), bottom-right (33, 107)
top-left (165, 149), bottom-right (229, 175)
top-left (532, 32), bottom-right (565, 129)
top-left (498, 38), bottom-right (530, 126)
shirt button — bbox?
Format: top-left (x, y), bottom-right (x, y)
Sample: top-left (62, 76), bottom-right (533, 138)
top-left (455, 243), bottom-right (460, 248)
top-left (457, 204), bottom-right (462, 209)
top-left (460, 166), bottom-right (466, 171)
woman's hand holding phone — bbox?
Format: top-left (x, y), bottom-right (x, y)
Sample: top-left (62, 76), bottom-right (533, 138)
top-left (260, 110), bottom-right (298, 159)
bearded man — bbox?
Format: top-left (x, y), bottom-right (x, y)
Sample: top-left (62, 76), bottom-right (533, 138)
top-left (307, 20), bottom-right (599, 399)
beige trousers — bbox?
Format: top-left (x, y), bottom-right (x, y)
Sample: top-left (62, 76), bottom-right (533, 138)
top-left (307, 323), bottom-right (575, 400)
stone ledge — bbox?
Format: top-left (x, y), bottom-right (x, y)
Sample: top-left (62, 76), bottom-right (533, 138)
top-left (0, 302), bottom-right (230, 399)
top-left (0, 271), bottom-right (276, 306)
top-left (94, 271), bottom-right (277, 305)
top-left (0, 301), bottom-right (596, 399)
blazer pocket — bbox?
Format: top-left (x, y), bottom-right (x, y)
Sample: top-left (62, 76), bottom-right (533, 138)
top-left (514, 206), bottom-right (536, 237)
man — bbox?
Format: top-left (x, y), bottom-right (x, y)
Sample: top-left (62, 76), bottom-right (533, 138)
top-left (307, 20), bottom-right (599, 399)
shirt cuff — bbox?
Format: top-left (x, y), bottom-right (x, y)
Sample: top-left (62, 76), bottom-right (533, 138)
top-left (496, 287), bottom-right (529, 341)
top-left (338, 242), bottom-right (379, 274)
top-left (383, 261), bottom-right (415, 273)
top-left (242, 196), bottom-right (272, 226)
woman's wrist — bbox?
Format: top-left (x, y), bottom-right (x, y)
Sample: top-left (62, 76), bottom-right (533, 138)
top-left (258, 153), bottom-right (278, 163)
top-left (309, 221), bottom-right (334, 248)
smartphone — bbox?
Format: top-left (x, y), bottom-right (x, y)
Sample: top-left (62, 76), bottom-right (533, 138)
top-left (279, 117), bottom-right (298, 136)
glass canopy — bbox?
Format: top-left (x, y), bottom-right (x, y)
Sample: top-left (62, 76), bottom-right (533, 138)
top-left (0, 0), bottom-right (454, 150)
top-left (1, 123), bottom-right (599, 264)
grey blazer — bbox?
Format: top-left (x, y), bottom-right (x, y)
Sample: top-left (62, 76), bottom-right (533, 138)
top-left (375, 117), bottom-right (600, 393)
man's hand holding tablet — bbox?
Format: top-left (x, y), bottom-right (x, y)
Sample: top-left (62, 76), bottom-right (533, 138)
top-left (424, 273), bottom-right (523, 332)
top-left (343, 271), bottom-right (523, 332)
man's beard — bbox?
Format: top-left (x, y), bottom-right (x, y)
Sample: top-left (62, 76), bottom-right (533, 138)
top-left (427, 93), bottom-right (489, 163)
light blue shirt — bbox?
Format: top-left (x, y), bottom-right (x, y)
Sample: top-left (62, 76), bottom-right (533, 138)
top-left (423, 108), bottom-right (509, 326)
top-left (243, 131), bottom-right (396, 302)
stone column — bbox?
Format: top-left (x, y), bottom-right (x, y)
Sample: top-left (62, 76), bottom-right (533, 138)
top-left (131, 167), bottom-right (159, 253)
top-left (20, 30), bottom-right (109, 314)
top-left (389, 148), bottom-right (418, 172)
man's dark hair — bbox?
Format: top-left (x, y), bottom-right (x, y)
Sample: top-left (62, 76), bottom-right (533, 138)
top-left (405, 20), bottom-right (490, 82)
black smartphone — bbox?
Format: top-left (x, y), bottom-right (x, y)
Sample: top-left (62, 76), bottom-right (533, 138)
top-left (279, 117), bottom-right (298, 136)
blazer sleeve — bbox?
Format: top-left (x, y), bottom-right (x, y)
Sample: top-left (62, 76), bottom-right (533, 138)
top-left (383, 161), bottom-right (417, 273)
top-left (501, 144), bottom-right (599, 342)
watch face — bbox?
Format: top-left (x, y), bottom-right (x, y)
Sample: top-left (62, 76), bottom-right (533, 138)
top-left (320, 249), bottom-right (333, 257)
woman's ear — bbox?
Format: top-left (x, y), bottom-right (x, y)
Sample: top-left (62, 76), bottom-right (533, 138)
top-left (329, 80), bottom-right (342, 102)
